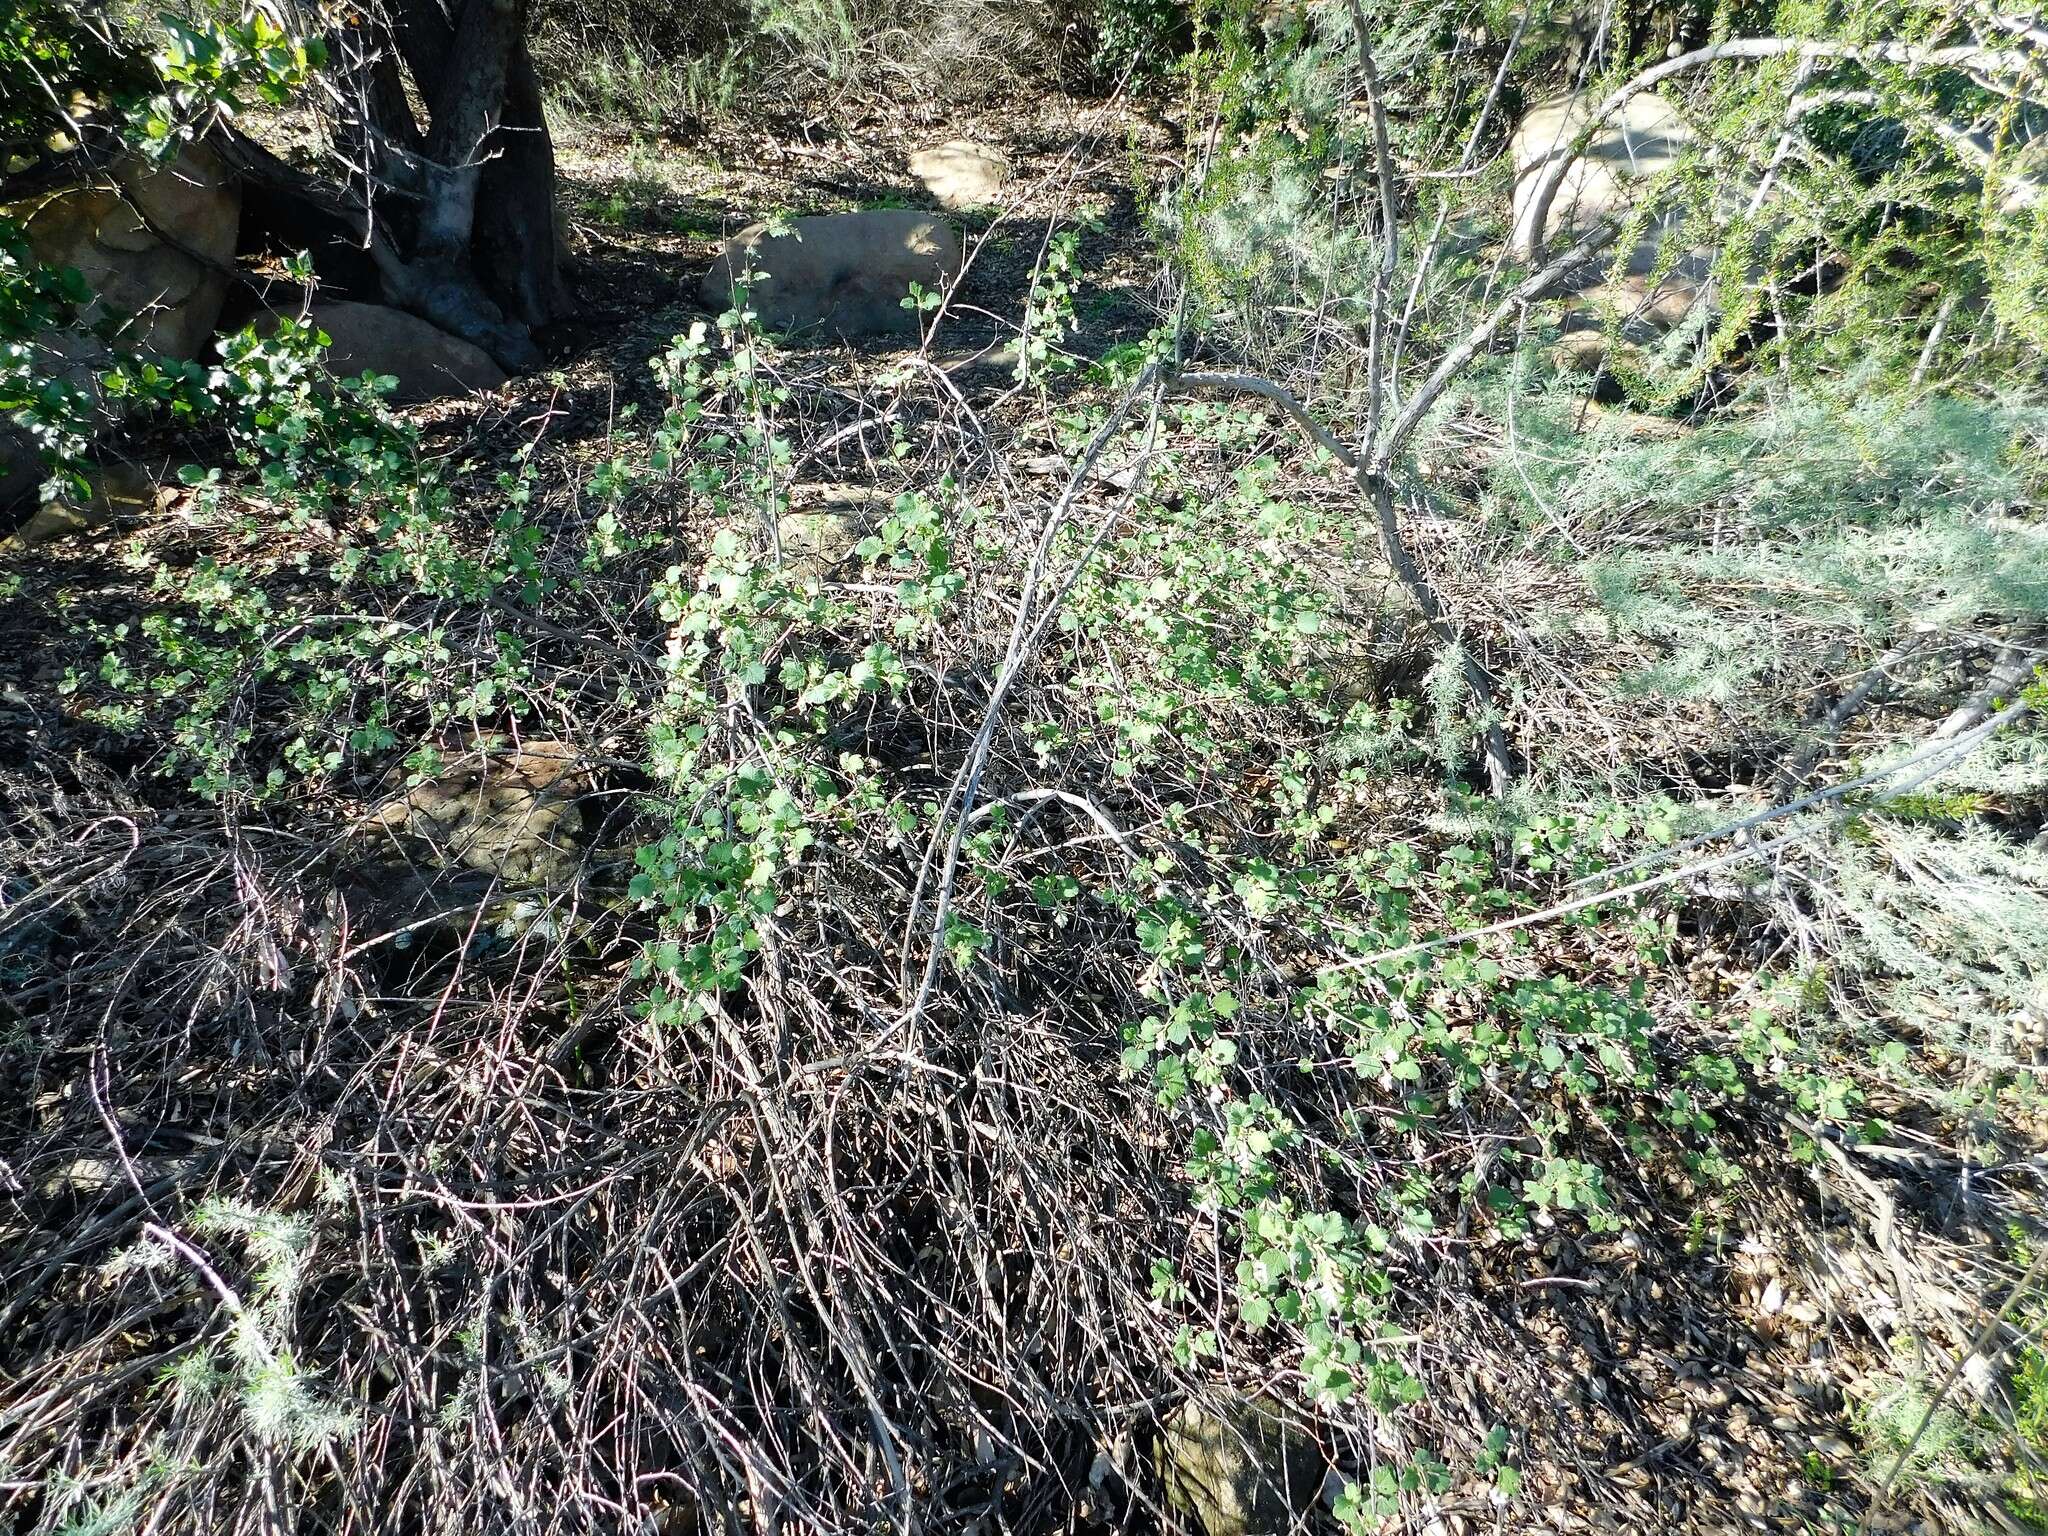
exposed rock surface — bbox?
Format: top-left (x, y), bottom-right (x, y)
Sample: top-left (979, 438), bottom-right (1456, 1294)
top-left (2, 142), bottom-right (241, 500)
top-left (12, 141), bottom-right (241, 363)
top-left (0, 462), bottom-right (163, 553)
top-left (1153, 1398), bottom-right (1325, 1536)
top-left (264, 301), bottom-right (509, 404)
top-left (360, 738), bottom-right (588, 885)
top-left (1511, 93), bottom-right (1714, 340)
top-left (909, 140), bottom-right (1009, 209)
top-left (701, 212), bottom-right (962, 337)
top-left (774, 483), bottom-right (895, 583)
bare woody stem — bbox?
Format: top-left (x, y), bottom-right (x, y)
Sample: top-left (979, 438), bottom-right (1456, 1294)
top-left (1168, 210), bottom-right (1632, 796)
top-left (1175, 368), bottom-right (1515, 794)
top-left (1374, 215), bottom-right (1618, 473)
top-left (1346, 0), bottom-right (1401, 450)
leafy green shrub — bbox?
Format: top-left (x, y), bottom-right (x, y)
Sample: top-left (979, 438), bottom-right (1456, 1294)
top-left (54, 309), bottom-right (549, 799)
top-left (1470, 372), bottom-right (2048, 1102)
top-left (2, 10), bottom-right (326, 496)
top-left (12, 5), bottom-right (2048, 1533)
top-left (0, 0), bottom-right (152, 153)
top-left (1091, 0), bottom-right (1189, 82)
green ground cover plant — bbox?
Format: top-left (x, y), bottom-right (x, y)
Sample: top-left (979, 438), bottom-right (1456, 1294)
top-left (3, 2), bottom-right (2046, 1533)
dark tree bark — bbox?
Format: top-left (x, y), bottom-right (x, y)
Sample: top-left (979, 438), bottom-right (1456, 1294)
top-left (231, 0), bottom-right (572, 371)
top-left (475, 43), bottom-right (573, 328)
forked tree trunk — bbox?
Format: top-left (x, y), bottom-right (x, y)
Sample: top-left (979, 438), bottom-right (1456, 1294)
top-left (231, 0), bottom-right (572, 370)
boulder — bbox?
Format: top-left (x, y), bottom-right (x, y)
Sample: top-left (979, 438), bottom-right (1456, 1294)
top-left (360, 738), bottom-right (588, 885)
top-left (13, 140), bottom-right (240, 363)
top-left (1153, 1398), bottom-right (1325, 1536)
top-left (1510, 94), bottom-right (1713, 339)
top-left (775, 484), bottom-right (898, 584)
top-left (272, 302), bottom-right (508, 404)
top-left (0, 462), bottom-right (163, 553)
top-left (701, 212), bottom-right (962, 337)
top-left (908, 140), bottom-right (1009, 210)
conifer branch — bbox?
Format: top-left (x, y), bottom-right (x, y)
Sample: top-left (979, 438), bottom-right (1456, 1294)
top-left (1521, 33), bottom-right (2048, 267)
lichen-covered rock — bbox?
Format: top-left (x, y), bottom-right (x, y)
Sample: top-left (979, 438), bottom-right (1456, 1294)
top-left (12, 140), bottom-right (241, 363)
top-left (1153, 1398), bottom-right (1324, 1536)
top-left (360, 739), bottom-right (588, 885)
top-left (775, 509), bottom-right (868, 585)
top-left (909, 140), bottom-right (1008, 209)
top-left (774, 483), bottom-right (895, 583)
top-left (701, 212), bottom-right (962, 337)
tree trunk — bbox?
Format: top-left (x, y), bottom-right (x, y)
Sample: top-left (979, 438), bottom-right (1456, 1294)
top-left (413, 0), bottom-right (514, 268)
top-left (244, 0), bottom-right (570, 370)
top-left (475, 40), bottom-right (573, 329)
